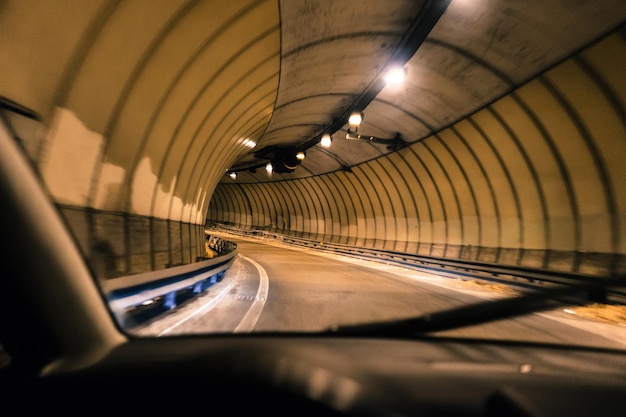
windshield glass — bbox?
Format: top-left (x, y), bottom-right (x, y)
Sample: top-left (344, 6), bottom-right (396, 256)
top-left (2, 0), bottom-right (625, 352)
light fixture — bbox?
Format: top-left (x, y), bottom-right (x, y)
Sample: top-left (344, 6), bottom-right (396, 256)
top-left (383, 66), bottom-right (407, 86)
top-left (229, 172), bottom-right (236, 179)
top-left (344, 129), bottom-right (408, 150)
top-left (242, 138), bottom-right (257, 148)
top-left (320, 133), bottom-right (332, 148)
top-left (255, 147), bottom-right (305, 174)
top-left (348, 111), bottom-right (363, 130)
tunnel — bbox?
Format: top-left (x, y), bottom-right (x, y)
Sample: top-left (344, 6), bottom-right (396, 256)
top-left (1, 0), bottom-right (624, 281)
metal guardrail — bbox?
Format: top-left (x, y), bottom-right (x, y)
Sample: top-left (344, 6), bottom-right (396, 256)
top-left (209, 224), bottom-right (626, 305)
top-left (102, 240), bottom-right (237, 327)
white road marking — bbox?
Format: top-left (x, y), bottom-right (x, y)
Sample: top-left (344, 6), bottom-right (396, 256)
top-left (142, 254), bottom-right (268, 336)
top-left (157, 277), bottom-right (236, 336)
top-left (234, 255), bottom-right (269, 332)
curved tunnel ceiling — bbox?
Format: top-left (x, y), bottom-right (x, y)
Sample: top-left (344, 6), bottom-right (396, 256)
top-left (227, 0), bottom-right (626, 183)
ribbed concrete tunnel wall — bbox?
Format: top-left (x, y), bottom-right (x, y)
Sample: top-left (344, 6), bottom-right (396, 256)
top-left (2, 1), bottom-right (624, 280)
top-left (208, 30), bottom-right (626, 276)
top-left (1, 1), bottom-right (282, 280)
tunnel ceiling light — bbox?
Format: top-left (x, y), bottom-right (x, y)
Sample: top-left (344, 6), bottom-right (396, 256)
top-left (266, 162), bottom-right (273, 173)
top-left (348, 112), bottom-right (363, 129)
top-left (229, 172), bottom-right (237, 179)
top-left (320, 133), bottom-right (332, 148)
top-left (383, 66), bottom-right (407, 86)
top-left (242, 138), bottom-right (257, 148)
top-left (296, 151), bottom-right (306, 160)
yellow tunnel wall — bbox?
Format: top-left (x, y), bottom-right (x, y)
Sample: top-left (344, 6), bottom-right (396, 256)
top-left (208, 32), bottom-right (626, 275)
top-left (0, 1), bottom-right (281, 279)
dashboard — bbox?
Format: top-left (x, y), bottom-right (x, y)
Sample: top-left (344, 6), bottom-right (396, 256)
top-left (9, 335), bottom-right (626, 417)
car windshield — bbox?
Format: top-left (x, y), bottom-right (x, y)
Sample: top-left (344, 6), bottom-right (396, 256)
top-left (2, 0), bottom-right (626, 353)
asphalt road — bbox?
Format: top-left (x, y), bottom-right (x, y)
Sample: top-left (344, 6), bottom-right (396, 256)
top-left (134, 235), bottom-right (626, 350)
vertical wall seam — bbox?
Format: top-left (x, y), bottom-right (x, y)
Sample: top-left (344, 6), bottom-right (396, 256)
top-left (511, 90), bottom-right (580, 269)
top-left (379, 156), bottom-right (413, 252)
top-left (373, 158), bottom-right (407, 251)
top-left (395, 150), bottom-right (429, 253)
top-left (573, 55), bottom-right (622, 260)
top-left (325, 174), bottom-right (346, 241)
top-left (353, 166), bottom-right (384, 248)
top-left (406, 144), bottom-right (448, 255)
top-left (423, 139), bottom-right (464, 254)
top-left (343, 169), bottom-right (375, 247)
top-left (338, 171), bottom-right (368, 246)
top-left (434, 132), bottom-right (481, 257)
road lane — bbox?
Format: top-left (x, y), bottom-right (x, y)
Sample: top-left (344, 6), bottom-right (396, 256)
top-left (133, 234), bottom-right (626, 350)
top-left (233, 255), bottom-right (269, 333)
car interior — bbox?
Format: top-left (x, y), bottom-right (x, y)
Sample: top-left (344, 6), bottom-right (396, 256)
top-left (1, 1), bottom-right (626, 416)
top-left (3, 102), bottom-right (626, 415)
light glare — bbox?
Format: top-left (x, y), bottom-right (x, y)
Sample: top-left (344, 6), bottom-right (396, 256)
top-left (348, 112), bottom-right (362, 127)
top-left (384, 66), bottom-right (406, 85)
top-left (242, 138), bottom-right (257, 148)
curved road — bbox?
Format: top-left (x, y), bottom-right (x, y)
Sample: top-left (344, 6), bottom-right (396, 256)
top-left (134, 236), bottom-right (626, 350)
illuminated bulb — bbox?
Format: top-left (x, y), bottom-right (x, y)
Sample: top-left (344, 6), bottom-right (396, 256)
top-left (384, 66), bottom-right (406, 85)
top-left (320, 134), bottom-right (331, 148)
top-left (348, 112), bottom-right (362, 127)
top-left (242, 138), bottom-right (257, 148)
top-left (266, 162), bottom-right (273, 173)
top-left (229, 172), bottom-right (236, 179)
top-left (296, 151), bottom-right (305, 160)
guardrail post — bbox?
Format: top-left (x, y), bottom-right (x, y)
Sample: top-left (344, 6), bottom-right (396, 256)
top-left (164, 292), bottom-right (177, 310)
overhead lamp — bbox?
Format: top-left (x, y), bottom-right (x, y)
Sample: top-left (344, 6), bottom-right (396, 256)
top-left (348, 112), bottom-right (363, 130)
top-left (255, 147), bottom-right (305, 174)
top-left (320, 133), bottom-right (332, 148)
top-left (384, 66), bottom-right (407, 86)
top-left (229, 172), bottom-right (237, 179)
top-left (242, 138), bottom-right (257, 148)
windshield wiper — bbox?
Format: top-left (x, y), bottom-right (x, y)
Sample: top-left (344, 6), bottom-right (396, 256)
top-left (325, 276), bottom-right (626, 337)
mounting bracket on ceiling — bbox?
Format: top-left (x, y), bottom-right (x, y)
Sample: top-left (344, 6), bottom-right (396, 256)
top-left (344, 131), bottom-right (408, 151)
